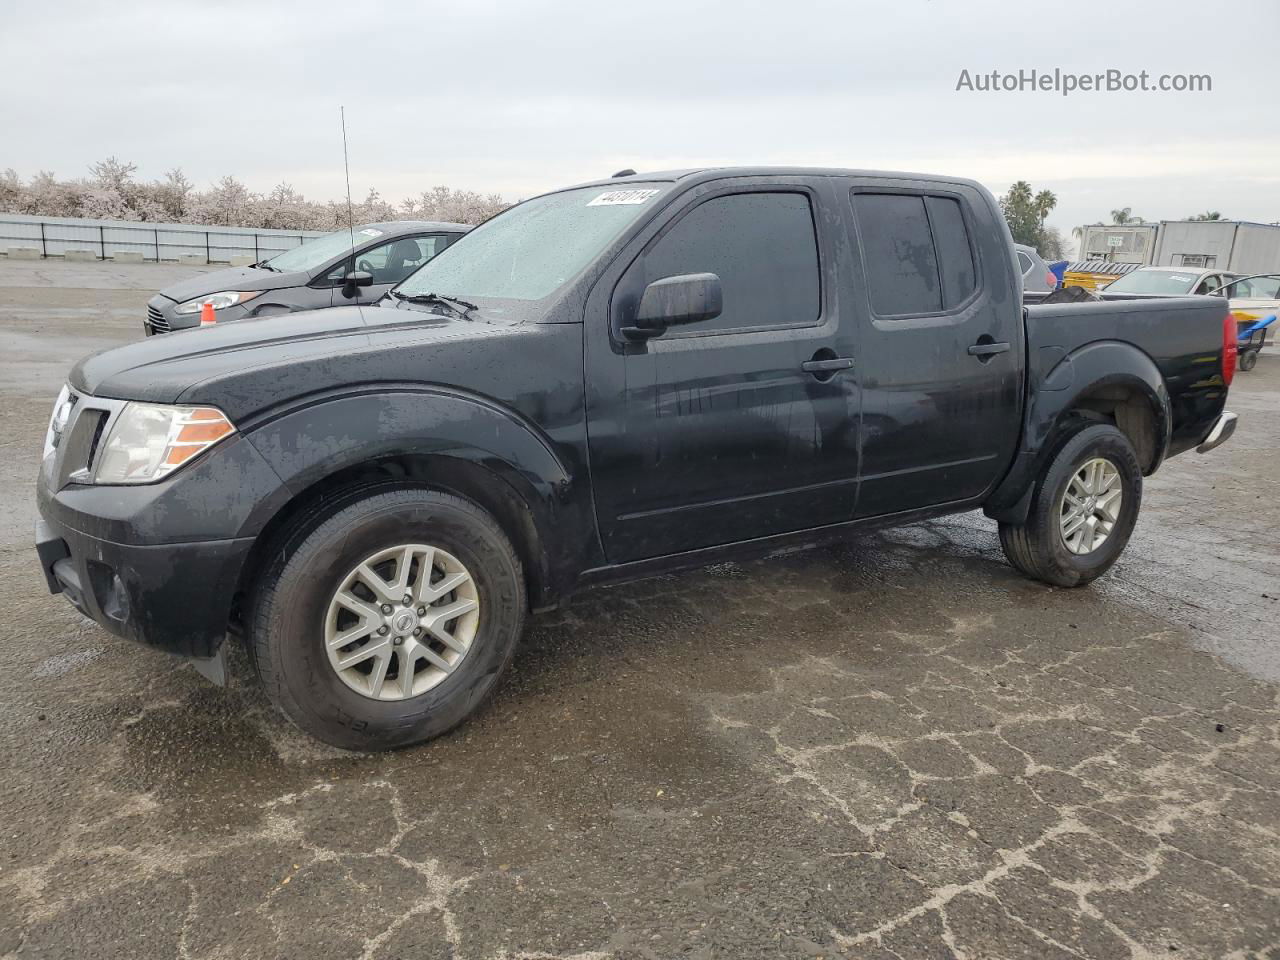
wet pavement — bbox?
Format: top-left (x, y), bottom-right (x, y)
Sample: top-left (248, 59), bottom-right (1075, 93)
top-left (1, 258), bottom-right (1277, 960)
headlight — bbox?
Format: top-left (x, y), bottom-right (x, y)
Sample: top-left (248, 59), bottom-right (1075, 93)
top-left (173, 291), bottom-right (264, 315)
top-left (92, 402), bottom-right (236, 484)
top-left (43, 385), bottom-right (73, 459)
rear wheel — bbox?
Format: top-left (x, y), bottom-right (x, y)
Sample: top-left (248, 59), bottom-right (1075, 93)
top-left (999, 423), bottom-right (1142, 587)
top-left (249, 488), bottom-right (526, 750)
top-left (1239, 349), bottom-right (1258, 372)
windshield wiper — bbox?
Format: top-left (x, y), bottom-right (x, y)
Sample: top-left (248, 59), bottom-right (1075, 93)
top-left (391, 291), bottom-right (478, 318)
top-left (254, 260), bottom-right (278, 272)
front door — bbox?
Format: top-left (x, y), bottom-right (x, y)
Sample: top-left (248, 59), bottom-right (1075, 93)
top-left (585, 181), bottom-right (861, 564)
top-left (328, 234), bottom-right (453, 306)
top-left (843, 181), bottom-right (1023, 518)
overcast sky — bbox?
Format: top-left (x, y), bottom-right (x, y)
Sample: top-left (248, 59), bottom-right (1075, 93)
top-left (3, 0), bottom-right (1277, 242)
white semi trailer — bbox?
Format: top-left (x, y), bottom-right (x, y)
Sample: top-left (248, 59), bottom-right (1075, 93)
top-left (1075, 220), bottom-right (1280, 274)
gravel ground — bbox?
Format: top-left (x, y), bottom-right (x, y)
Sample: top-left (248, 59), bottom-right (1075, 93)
top-left (0, 258), bottom-right (1276, 960)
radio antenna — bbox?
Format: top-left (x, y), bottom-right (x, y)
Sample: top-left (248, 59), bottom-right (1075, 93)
top-left (340, 106), bottom-right (356, 250)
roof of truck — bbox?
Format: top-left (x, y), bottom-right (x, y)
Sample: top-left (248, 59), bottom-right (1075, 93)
top-left (565, 166), bottom-right (987, 192)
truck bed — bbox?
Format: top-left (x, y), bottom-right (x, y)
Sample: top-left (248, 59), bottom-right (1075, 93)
top-left (1024, 295), bottom-right (1229, 459)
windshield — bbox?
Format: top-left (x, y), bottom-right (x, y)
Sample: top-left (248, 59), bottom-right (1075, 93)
top-left (266, 227), bottom-right (385, 273)
top-left (1224, 275), bottom-right (1280, 300)
top-left (1104, 270), bottom-right (1199, 295)
top-left (396, 184), bottom-right (668, 302)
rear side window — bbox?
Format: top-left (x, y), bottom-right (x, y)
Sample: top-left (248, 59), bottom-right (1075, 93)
top-left (852, 192), bottom-right (978, 316)
top-left (853, 195), bottom-right (939, 314)
top-left (641, 191), bottom-right (820, 333)
top-left (1016, 251), bottom-right (1034, 275)
top-left (927, 196), bottom-right (977, 308)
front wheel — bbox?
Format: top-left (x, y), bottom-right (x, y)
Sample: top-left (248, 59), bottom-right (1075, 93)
top-left (999, 423), bottom-right (1142, 587)
top-left (249, 488), bottom-right (526, 750)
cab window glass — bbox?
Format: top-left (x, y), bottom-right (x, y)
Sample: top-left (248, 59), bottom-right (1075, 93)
top-left (640, 191), bottom-right (820, 333)
top-left (853, 192), bottom-right (977, 315)
top-left (927, 196), bottom-right (977, 307)
top-left (853, 194), bottom-right (940, 315)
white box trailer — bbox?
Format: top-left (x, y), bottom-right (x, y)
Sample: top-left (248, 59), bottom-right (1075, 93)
top-left (1075, 220), bottom-right (1280, 273)
top-left (1077, 224), bottom-right (1159, 264)
top-left (1152, 220), bottom-right (1280, 273)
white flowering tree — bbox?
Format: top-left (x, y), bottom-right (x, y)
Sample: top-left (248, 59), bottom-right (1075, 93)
top-left (0, 159), bottom-right (512, 228)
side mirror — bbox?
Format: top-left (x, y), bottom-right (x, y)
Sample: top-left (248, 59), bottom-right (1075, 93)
top-left (624, 273), bottom-right (723, 339)
top-left (342, 270), bottom-right (374, 296)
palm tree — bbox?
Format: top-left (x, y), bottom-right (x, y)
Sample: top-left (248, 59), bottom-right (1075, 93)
top-left (1070, 224), bottom-right (1090, 260)
top-left (1187, 211), bottom-right (1224, 221)
top-left (1110, 207), bottom-right (1142, 225)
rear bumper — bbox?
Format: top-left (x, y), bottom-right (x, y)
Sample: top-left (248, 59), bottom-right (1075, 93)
top-left (1196, 410), bottom-right (1237, 454)
top-left (34, 516), bottom-right (253, 659)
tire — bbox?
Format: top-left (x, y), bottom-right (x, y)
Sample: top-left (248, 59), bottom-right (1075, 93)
top-left (998, 423), bottom-right (1142, 588)
top-left (249, 488), bottom-right (526, 750)
top-left (1239, 350), bottom-right (1258, 372)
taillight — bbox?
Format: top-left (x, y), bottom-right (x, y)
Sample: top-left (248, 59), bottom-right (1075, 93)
top-left (1223, 312), bottom-right (1237, 386)
top-left (1046, 271), bottom-right (1057, 290)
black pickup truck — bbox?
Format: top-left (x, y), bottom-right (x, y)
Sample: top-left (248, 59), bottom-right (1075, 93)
top-left (35, 167), bottom-right (1238, 749)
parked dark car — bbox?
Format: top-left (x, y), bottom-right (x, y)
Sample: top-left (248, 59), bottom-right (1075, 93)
top-left (144, 221), bottom-right (469, 333)
top-left (37, 167), bottom-right (1237, 750)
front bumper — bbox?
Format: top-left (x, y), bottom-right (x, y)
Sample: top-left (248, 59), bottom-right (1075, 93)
top-left (1196, 410), bottom-right (1237, 454)
top-left (145, 293), bottom-right (251, 335)
top-left (35, 402), bottom-right (289, 658)
top-left (35, 516), bottom-right (254, 659)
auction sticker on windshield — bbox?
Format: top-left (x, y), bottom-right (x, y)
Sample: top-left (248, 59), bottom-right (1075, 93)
top-left (359, 228), bottom-right (384, 237)
top-left (588, 189), bottom-right (661, 206)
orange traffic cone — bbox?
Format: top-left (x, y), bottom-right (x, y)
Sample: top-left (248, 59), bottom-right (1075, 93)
top-left (199, 302), bottom-right (216, 326)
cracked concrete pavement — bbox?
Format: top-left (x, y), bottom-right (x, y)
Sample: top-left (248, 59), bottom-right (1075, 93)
top-left (0, 259), bottom-right (1277, 959)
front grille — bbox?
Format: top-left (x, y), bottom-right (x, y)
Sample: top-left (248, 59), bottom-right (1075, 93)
top-left (56, 407), bottom-right (107, 485)
top-left (147, 304), bottom-right (171, 333)
top-left (49, 392), bottom-right (128, 487)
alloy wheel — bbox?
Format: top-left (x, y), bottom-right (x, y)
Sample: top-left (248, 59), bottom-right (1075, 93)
top-left (1059, 457), bottom-right (1123, 555)
top-left (324, 544), bottom-right (480, 700)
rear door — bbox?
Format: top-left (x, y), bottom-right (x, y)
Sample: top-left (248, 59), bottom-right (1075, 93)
top-left (844, 180), bottom-right (1023, 517)
top-left (585, 178), bottom-right (861, 563)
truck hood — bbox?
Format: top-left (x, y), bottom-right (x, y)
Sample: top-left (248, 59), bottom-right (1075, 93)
top-left (157, 265), bottom-right (303, 302)
top-left (69, 304), bottom-right (533, 420)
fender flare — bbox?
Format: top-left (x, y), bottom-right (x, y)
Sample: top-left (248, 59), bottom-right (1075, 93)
top-left (986, 341), bottom-right (1171, 521)
top-left (233, 387), bottom-right (580, 585)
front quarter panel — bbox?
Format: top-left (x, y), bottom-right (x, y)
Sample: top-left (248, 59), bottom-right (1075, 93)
top-left (38, 433), bottom-right (291, 546)
top-left (240, 389), bottom-right (600, 590)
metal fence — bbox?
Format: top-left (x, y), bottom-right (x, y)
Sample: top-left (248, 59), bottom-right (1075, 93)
top-left (0, 213), bottom-right (328, 264)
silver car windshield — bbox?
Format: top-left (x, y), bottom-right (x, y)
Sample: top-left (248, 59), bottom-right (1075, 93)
top-left (396, 184), bottom-right (668, 303)
top-left (266, 228), bottom-right (376, 273)
top-left (1104, 270), bottom-right (1199, 295)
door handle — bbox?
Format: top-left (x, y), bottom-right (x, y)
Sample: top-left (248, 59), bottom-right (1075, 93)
top-left (967, 341), bottom-right (1010, 358)
top-left (801, 357), bottom-right (855, 373)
